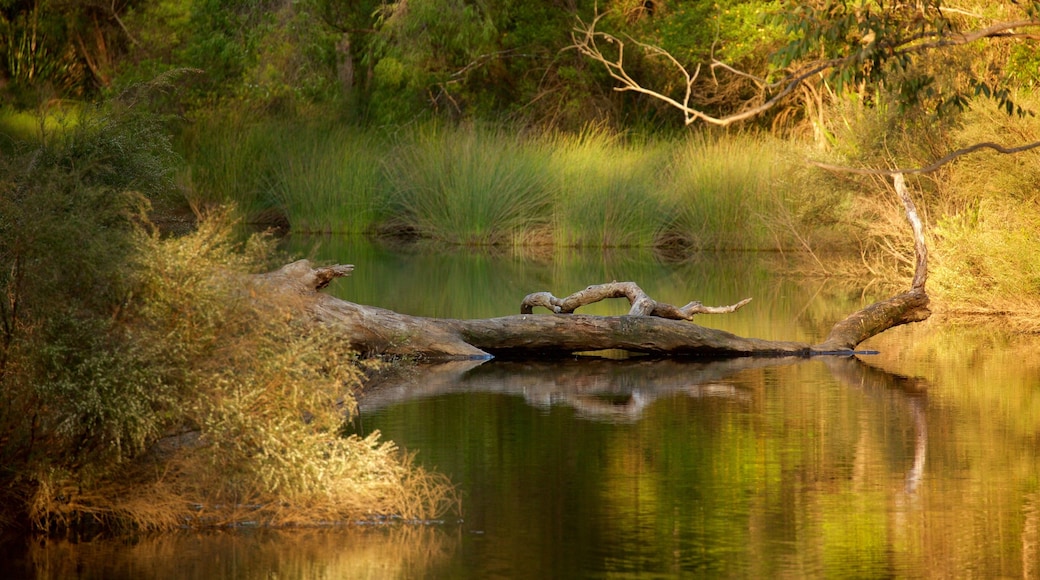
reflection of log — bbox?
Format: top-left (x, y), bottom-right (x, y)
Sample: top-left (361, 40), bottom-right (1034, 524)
top-left (359, 357), bottom-right (799, 421)
top-left (260, 173), bottom-right (929, 359)
top-left (823, 355), bottom-right (929, 495)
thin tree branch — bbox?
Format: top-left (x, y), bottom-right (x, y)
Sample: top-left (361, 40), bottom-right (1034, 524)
top-left (811, 140), bottom-right (1040, 175)
top-left (572, 12), bottom-right (1040, 128)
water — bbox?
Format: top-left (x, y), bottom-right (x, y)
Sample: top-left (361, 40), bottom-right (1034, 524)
top-left (4, 239), bottom-right (1039, 578)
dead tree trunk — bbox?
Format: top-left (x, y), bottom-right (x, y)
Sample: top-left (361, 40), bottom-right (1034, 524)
top-left (258, 174), bottom-right (929, 360)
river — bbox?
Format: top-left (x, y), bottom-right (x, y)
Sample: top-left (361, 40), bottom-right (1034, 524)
top-left (3, 238), bottom-right (1039, 578)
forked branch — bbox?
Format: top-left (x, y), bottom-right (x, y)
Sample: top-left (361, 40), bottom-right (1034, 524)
top-left (570, 13), bottom-right (834, 127)
top-left (520, 281), bottom-right (752, 321)
top-left (571, 12), bottom-right (1040, 128)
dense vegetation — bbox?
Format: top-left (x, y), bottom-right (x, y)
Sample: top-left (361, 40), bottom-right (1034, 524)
top-left (3, 0), bottom-right (1040, 532)
top-left (0, 81), bottom-right (454, 532)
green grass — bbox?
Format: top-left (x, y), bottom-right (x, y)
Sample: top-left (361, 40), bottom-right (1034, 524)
top-left (178, 113), bottom-right (282, 220)
top-left (266, 124), bottom-right (389, 234)
top-left (178, 117), bottom-right (820, 252)
top-left (384, 124), bottom-right (556, 245)
top-left (0, 106), bottom-right (81, 148)
top-left (660, 133), bottom-right (794, 250)
top-left (547, 128), bottom-right (671, 248)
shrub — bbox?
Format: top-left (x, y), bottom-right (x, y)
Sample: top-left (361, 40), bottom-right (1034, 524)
top-left (0, 96), bottom-right (456, 532)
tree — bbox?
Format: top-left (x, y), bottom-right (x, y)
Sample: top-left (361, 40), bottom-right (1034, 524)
top-left (573, 0), bottom-right (1040, 128)
top-left (0, 0), bottom-right (145, 102)
top-left (564, 0), bottom-right (1040, 333)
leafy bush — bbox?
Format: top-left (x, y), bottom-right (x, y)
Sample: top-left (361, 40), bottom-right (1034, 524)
top-left (0, 93), bottom-right (455, 533)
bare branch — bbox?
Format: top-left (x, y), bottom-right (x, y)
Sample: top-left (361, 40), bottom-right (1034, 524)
top-left (572, 12), bottom-right (1040, 128)
top-left (811, 140), bottom-right (1040, 176)
top-left (520, 281), bottom-right (751, 321)
top-left (572, 15), bottom-right (848, 127)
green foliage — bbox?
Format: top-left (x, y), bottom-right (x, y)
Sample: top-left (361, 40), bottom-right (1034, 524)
top-left (927, 93), bottom-right (1040, 319)
top-left (0, 0), bottom-right (92, 103)
top-left (177, 110), bottom-right (283, 219)
top-left (0, 96), bottom-right (455, 532)
top-left (773, 0), bottom-right (1037, 121)
top-left (119, 0), bottom-right (339, 113)
top-left (266, 123), bottom-right (390, 234)
top-left (0, 79), bottom-right (178, 480)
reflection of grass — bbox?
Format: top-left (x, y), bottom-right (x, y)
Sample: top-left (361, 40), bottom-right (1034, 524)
top-left (30, 526), bottom-right (456, 579)
top-left (866, 322), bottom-right (1040, 440)
top-left (285, 236), bottom-right (839, 342)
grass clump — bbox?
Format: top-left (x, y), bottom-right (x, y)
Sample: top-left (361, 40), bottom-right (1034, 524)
top-left (660, 133), bottom-right (810, 251)
top-left (384, 124), bottom-right (556, 245)
top-left (0, 97), bottom-right (456, 533)
top-left (548, 128), bottom-right (671, 248)
top-left (267, 124), bottom-right (389, 234)
top-left (176, 117), bottom-right (828, 255)
top-left (177, 111), bottom-right (283, 222)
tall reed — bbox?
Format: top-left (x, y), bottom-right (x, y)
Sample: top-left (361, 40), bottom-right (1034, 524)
top-left (266, 124), bottom-right (389, 234)
top-left (179, 117), bottom-right (835, 254)
top-left (178, 113), bottom-right (282, 220)
top-left (659, 133), bottom-right (791, 250)
top-left (383, 124), bottom-right (556, 245)
top-left (548, 128), bottom-right (671, 248)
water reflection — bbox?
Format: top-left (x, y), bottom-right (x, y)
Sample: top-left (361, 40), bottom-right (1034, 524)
top-left (8, 238), bottom-right (1040, 578)
top-left (353, 355), bottom-right (939, 578)
top-left (280, 235), bottom-right (873, 343)
top-left (11, 526), bottom-right (457, 580)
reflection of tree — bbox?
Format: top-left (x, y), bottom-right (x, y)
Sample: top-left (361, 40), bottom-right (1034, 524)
top-left (822, 357), bottom-right (928, 496)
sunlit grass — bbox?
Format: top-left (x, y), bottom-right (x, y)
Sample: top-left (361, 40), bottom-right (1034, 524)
top-left (548, 128), bottom-right (670, 247)
top-left (181, 119), bottom-right (820, 252)
top-left (384, 124), bottom-right (556, 245)
top-left (659, 133), bottom-right (802, 251)
top-left (926, 92), bottom-right (1040, 325)
top-left (0, 105), bottom-right (81, 147)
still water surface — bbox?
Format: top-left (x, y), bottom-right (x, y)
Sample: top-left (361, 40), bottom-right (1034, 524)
top-left (5, 238), bottom-right (1040, 578)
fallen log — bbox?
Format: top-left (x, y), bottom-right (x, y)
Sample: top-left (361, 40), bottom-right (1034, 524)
top-left (258, 174), bottom-right (930, 360)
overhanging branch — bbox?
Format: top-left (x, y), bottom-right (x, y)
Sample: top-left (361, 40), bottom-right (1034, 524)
top-left (571, 11), bottom-right (1040, 128)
